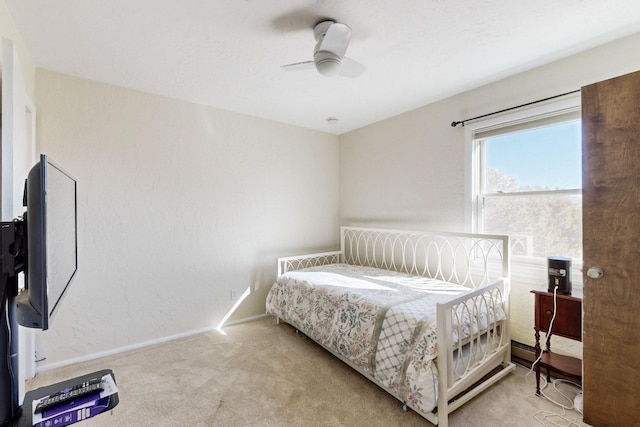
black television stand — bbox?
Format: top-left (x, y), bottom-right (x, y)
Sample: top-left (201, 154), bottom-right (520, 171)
top-left (1, 272), bottom-right (21, 426)
top-left (0, 220), bottom-right (26, 426)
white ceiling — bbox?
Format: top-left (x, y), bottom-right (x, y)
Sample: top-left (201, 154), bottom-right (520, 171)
top-left (5, 0), bottom-right (640, 135)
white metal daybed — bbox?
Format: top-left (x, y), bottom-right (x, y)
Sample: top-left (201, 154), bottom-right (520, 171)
top-left (265, 226), bottom-right (515, 426)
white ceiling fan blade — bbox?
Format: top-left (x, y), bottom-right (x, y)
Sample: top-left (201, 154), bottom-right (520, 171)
top-left (318, 22), bottom-right (351, 58)
top-left (339, 57), bottom-right (366, 78)
top-left (281, 61), bottom-right (314, 71)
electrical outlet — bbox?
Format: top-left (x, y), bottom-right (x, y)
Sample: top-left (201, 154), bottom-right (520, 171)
top-left (230, 289), bottom-right (238, 300)
top-left (35, 351), bottom-right (46, 363)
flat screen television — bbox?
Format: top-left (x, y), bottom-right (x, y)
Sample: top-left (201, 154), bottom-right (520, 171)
top-left (15, 154), bottom-right (78, 330)
top-left (1, 154), bottom-right (78, 424)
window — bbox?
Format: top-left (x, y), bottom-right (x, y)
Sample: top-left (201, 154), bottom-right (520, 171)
top-left (470, 102), bottom-right (582, 264)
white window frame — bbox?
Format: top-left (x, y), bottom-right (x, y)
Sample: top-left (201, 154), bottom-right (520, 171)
top-left (464, 95), bottom-right (583, 286)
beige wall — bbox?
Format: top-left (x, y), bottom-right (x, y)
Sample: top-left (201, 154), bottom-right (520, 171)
top-left (34, 70), bottom-right (340, 367)
top-left (0, 1), bottom-right (35, 98)
top-left (340, 32), bottom-right (640, 357)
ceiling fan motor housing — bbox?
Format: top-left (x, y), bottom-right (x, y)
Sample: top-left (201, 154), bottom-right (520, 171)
top-left (313, 20), bottom-right (335, 42)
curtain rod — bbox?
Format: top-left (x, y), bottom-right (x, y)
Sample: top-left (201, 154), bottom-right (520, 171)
top-left (450, 89), bottom-right (580, 127)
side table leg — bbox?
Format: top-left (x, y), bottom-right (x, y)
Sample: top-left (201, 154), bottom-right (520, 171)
top-left (534, 327), bottom-right (541, 395)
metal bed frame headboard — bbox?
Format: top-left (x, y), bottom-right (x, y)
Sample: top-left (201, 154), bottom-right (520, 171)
top-left (340, 226), bottom-right (510, 288)
top-left (278, 226), bottom-right (509, 289)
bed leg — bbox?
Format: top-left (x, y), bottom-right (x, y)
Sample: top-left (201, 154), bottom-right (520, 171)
top-left (439, 409), bottom-right (448, 427)
top-left (438, 396), bottom-right (449, 427)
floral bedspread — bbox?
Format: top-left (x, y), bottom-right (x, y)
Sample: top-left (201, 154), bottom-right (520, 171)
top-left (265, 263), bottom-right (481, 414)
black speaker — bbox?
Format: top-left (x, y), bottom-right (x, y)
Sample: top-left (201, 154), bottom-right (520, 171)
top-left (548, 256), bottom-right (572, 295)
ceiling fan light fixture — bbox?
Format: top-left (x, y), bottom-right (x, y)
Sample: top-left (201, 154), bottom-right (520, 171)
top-left (314, 51), bottom-right (341, 77)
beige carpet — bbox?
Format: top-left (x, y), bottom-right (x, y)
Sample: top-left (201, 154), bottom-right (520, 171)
top-left (25, 317), bottom-right (588, 426)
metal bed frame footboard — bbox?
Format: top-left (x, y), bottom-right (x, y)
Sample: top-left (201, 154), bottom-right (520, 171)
top-left (277, 251), bottom-right (341, 277)
top-left (276, 226), bottom-right (515, 427)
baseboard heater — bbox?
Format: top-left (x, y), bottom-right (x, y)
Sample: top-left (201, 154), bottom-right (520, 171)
top-left (511, 341), bottom-right (536, 367)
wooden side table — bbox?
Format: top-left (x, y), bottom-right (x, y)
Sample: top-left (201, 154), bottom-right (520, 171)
top-left (531, 289), bottom-right (582, 395)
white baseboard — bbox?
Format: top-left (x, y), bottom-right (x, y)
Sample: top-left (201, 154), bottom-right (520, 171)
top-left (36, 313), bottom-right (270, 374)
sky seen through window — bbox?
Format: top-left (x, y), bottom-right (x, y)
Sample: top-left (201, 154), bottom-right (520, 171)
top-left (486, 120), bottom-right (582, 190)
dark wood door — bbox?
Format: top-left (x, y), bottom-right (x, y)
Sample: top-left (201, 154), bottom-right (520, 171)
top-left (582, 70), bottom-right (640, 426)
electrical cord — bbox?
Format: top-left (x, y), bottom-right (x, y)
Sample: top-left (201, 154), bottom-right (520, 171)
top-left (532, 376), bottom-right (583, 427)
top-left (538, 377), bottom-right (582, 410)
top-left (526, 286), bottom-right (584, 426)
top-left (527, 286), bottom-right (559, 380)
top-left (529, 286), bottom-right (558, 370)
top-left (1, 282), bottom-right (12, 378)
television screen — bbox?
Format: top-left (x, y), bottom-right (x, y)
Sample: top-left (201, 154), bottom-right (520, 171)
top-left (15, 154), bottom-right (77, 330)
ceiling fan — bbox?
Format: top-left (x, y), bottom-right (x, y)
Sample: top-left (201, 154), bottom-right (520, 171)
top-left (281, 20), bottom-right (366, 78)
